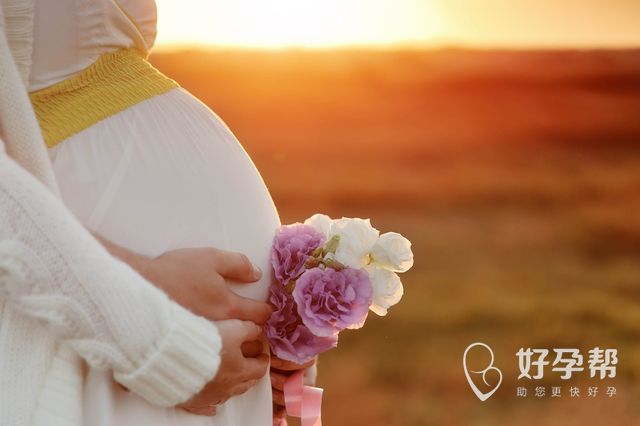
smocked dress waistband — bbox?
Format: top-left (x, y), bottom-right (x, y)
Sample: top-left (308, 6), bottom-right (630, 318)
top-left (29, 48), bottom-right (178, 148)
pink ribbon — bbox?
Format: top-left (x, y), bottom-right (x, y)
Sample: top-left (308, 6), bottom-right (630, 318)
top-left (282, 370), bottom-right (323, 426)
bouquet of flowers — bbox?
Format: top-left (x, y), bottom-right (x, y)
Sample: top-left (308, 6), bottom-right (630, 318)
top-left (266, 213), bottom-right (414, 364)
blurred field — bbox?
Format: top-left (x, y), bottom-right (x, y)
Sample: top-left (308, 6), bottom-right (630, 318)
top-left (151, 48), bottom-right (640, 425)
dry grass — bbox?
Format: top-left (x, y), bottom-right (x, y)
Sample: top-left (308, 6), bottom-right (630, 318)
top-left (152, 48), bottom-right (640, 425)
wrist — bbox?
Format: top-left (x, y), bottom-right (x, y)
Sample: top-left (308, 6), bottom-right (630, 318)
top-left (128, 251), bottom-right (156, 283)
top-left (93, 232), bottom-right (156, 283)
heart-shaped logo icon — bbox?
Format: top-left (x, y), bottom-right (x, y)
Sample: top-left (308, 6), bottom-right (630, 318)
top-left (463, 342), bottom-right (503, 401)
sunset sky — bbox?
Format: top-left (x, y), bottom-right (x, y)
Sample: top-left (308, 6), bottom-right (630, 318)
top-left (155, 0), bottom-right (640, 49)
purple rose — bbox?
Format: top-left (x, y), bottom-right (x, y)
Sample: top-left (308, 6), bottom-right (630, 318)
top-left (293, 267), bottom-right (373, 337)
top-left (271, 224), bottom-right (325, 284)
top-left (266, 285), bottom-right (338, 364)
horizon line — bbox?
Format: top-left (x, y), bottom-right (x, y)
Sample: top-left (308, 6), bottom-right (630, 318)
top-left (154, 40), bottom-right (640, 53)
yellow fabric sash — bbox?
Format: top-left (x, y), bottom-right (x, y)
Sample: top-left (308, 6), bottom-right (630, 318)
top-left (29, 48), bottom-right (179, 148)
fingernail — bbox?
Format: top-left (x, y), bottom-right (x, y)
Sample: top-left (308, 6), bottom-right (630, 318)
top-left (253, 265), bottom-right (262, 279)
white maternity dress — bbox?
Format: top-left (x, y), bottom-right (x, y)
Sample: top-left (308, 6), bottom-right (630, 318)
top-left (28, 0), bottom-right (278, 425)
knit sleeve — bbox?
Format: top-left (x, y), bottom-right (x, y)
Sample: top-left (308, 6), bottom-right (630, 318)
top-left (0, 143), bottom-right (222, 407)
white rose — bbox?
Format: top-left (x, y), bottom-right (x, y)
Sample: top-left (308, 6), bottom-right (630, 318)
top-left (365, 266), bottom-right (403, 316)
top-left (304, 213), bottom-right (333, 237)
top-left (329, 218), bottom-right (379, 268)
top-left (370, 232), bottom-right (414, 272)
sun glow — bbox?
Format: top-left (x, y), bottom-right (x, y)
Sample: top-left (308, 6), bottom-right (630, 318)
top-left (155, 0), bottom-right (640, 49)
top-left (155, 0), bottom-right (442, 49)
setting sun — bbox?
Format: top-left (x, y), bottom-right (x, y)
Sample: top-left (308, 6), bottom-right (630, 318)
top-left (155, 0), bottom-right (441, 48)
top-left (155, 0), bottom-right (640, 49)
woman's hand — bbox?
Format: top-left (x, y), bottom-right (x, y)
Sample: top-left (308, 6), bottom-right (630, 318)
top-left (270, 356), bottom-right (317, 422)
top-left (179, 320), bottom-right (270, 416)
top-left (96, 235), bottom-right (273, 325)
top-left (141, 247), bottom-right (273, 324)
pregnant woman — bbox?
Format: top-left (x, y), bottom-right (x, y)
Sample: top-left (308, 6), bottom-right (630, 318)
top-left (21, 0), bottom-right (301, 424)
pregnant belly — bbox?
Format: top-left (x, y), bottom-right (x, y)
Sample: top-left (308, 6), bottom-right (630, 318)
top-left (50, 87), bottom-right (276, 426)
top-left (49, 87), bottom-right (280, 302)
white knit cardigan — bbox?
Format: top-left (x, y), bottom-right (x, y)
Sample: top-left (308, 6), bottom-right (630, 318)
top-left (0, 2), bottom-right (222, 425)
